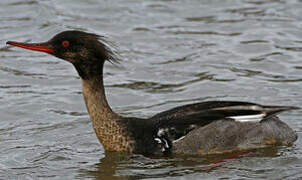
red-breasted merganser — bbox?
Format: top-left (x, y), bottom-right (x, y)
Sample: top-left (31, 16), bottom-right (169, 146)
top-left (6, 31), bottom-right (299, 156)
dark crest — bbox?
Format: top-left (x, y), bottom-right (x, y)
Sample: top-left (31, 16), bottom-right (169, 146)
top-left (93, 34), bottom-right (121, 65)
top-left (48, 30), bottom-right (121, 79)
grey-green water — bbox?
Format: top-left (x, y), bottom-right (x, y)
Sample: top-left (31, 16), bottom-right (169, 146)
top-left (1, 0), bottom-right (302, 179)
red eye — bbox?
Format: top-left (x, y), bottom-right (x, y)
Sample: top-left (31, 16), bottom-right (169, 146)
top-left (62, 40), bottom-right (69, 47)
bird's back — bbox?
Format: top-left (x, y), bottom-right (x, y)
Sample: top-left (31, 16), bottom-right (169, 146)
top-left (172, 116), bottom-right (297, 155)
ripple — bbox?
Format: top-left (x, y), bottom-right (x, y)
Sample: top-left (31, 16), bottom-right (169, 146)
top-left (275, 45), bottom-right (302, 52)
top-left (0, 66), bottom-right (46, 78)
top-left (132, 27), bottom-right (152, 32)
top-left (0, 17), bottom-right (31, 22)
top-left (186, 16), bottom-right (245, 24)
top-left (249, 52), bottom-right (283, 62)
top-left (224, 7), bottom-right (265, 16)
top-left (294, 66), bottom-right (302, 69)
top-left (146, 4), bottom-right (168, 8)
top-left (215, 19), bottom-right (245, 23)
top-left (246, 0), bottom-right (285, 5)
top-left (240, 40), bottom-right (269, 44)
top-left (185, 16), bottom-right (216, 23)
top-left (109, 72), bottom-right (233, 93)
top-left (266, 78), bottom-right (302, 83)
top-left (153, 53), bottom-right (196, 65)
top-left (0, 85), bottom-right (30, 89)
top-left (9, 1), bottom-right (38, 5)
top-left (49, 109), bottom-right (87, 117)
top-left (109, 81), bottom-right (185, 93)
top-left (168, 31), bottom-right (242, 36)
top-left (156, 25), bottom-right (184, 29)
top-left (0, 46), bottom-right (11, 52)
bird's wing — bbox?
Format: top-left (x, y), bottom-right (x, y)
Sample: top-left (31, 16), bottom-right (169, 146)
top-left (150, 101), bottom-right (298, 141)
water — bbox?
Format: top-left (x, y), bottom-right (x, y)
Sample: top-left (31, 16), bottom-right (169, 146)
top-left (1, 0), bottom-right (302, 179)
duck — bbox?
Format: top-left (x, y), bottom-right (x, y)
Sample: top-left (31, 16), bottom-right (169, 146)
top-left (6, 30), bottom-right (299, 156)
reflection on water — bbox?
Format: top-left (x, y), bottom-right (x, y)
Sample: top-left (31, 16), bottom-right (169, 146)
top-left (79, 147), bottom-right (285, 180)
top-left (0, 0), bottom-right (302, 179)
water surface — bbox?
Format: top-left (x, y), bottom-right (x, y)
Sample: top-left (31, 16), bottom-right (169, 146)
top-left (0, 0), bottom-right (302, 179)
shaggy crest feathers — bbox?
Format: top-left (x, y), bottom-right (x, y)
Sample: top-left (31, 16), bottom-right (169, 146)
top-left (95, 35), bottom-right (121, 65)
top-left (52, 30), bottom-right (121, 64)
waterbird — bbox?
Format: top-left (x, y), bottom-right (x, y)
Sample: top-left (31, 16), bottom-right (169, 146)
top-left (6, 30), bottom-right (299, 156)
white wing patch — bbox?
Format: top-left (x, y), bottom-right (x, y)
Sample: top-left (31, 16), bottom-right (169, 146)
top-left (228, 113), bottom-right (266, 122)
top-left (157, 128), bottom-right (168, 136)
top-left (155, 128), bottom-right (171, 153)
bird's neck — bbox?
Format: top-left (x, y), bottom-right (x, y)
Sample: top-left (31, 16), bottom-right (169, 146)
top-left (80, 64), bottom-right (134, 152)
top-left (76, 61), bottom-right (115, 120)
top-left (81, 77), bottom-right (116, 121)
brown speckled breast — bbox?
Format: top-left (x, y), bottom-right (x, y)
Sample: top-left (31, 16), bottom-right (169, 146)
top-left (81, 78), bottom-right (135, 152)
top-left (92, 115), bottom-right (135, 152)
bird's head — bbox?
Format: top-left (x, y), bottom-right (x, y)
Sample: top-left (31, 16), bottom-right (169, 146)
top-left (7, 30), bottom-right (118, 79)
